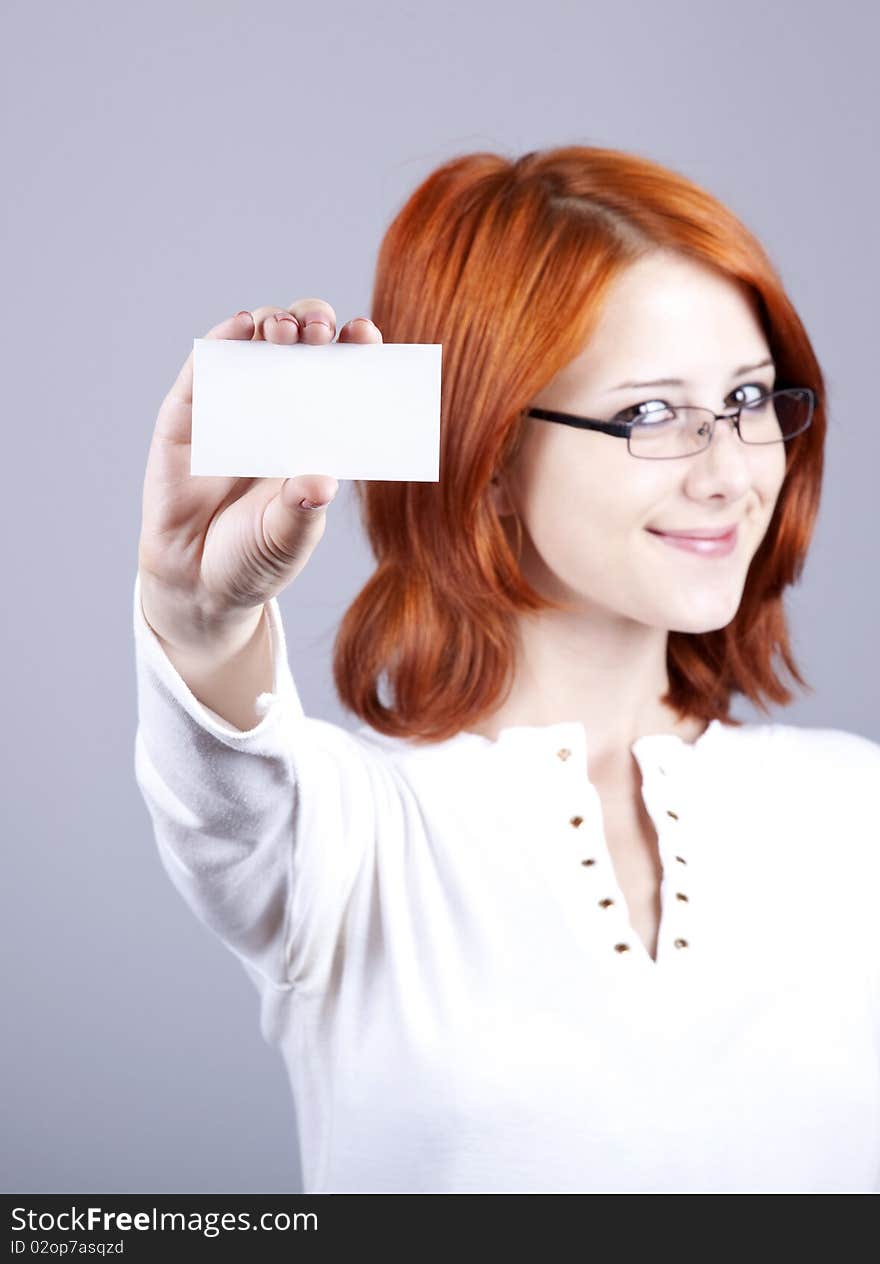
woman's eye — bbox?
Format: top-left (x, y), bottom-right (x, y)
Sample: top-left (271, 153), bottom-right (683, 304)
top-left (730, 381), bottom-right (772, 407)
top-left (614, 381), bottom-right (772, 422)
top-left (614, 399), bottom-right (672, 423)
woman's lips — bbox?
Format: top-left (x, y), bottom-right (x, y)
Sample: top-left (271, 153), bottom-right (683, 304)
top-left (647, 525), bottom-right (738, 556)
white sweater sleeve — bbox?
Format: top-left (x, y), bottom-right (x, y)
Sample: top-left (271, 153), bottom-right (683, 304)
top-left (131, 570), bottom-right (382, 996)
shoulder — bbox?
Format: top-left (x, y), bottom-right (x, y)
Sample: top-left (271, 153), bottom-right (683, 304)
top-left (757, 720), bottom-right (880, 774)
top-left (717, 716), bottom-right (879, 761)
top-left (727, 720), bottom-right (880, 833)
top-left (708, 718), bottom-right (879, 809)
top-left (712, 724), bottom-right (880, 902)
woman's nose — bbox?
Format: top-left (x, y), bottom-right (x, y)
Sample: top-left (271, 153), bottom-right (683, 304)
top-left (706, 413), bottom-right (747, 454)
top-left (693, 413), bottom-right (754, 482)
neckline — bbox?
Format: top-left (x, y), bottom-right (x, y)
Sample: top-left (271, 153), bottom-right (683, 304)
top-left (358, 715), bottom-right (729, 758)
top-left (455, 716), bottom-right (725, 757)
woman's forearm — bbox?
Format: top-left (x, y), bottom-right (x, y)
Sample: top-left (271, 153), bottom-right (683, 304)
top-left (149, 606), bottom-right (275, 732)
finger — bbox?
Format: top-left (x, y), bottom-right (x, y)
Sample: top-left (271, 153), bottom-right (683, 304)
top-left (338, 316), bottom-right (383, 343)
top-left (263, 310), bottom-right (300, 343)
top-left (249, 304), bottom-right (302, 342)
top-left (287, 298), bottom-right (338, 344)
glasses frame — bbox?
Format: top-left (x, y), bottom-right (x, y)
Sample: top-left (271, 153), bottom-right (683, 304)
top-left (523, 387), bottom-right (816, 459)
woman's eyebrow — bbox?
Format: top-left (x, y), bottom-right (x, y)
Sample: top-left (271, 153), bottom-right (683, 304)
top-left (605, 357), bottom-right (776, 392)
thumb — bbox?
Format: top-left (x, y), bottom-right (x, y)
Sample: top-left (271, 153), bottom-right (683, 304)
top-left (259, 476), bottom-right (339, 573)
top-left (280, 475), bottom-right (339, 513)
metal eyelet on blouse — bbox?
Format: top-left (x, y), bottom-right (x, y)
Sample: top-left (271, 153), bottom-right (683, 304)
top-left (598, 898), bottom-right (614, 908)
top-left (569, 815), bottom-right (584, 828)
top-left (614, 942), bottom-right (631, 953)
top-left (580, 857), bottom-right (596, 866)
top-left (674, 938), bottom-right (689, 949)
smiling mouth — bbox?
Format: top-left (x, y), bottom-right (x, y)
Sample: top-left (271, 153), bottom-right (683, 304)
top-left (646, 525), bottom-right (739, 556)
top-left (646, 526), bottom-right (739, 540)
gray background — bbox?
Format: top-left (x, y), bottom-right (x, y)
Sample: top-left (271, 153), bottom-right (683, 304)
top-left (2, 0), bottom-right (877, 1194)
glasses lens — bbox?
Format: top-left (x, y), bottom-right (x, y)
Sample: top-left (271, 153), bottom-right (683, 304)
top-left (738, 389), bottom-right (813, 444)
top-left (628, 390), bottom-right (813, 459)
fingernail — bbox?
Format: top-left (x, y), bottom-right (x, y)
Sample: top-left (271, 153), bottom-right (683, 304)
top-left (300, 483), bottom-right (338, 509)
top-left (234, 310), bottom-right (254, 332)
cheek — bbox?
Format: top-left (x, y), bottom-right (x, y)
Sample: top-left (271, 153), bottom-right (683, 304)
top-left (522, 452), bottom-right (663, 553)
top-left (773, 449), bottom-right (789, 493)
top-left (532, 467), bottom-right (622, 540)
top-left (756, 449), bottom-right (788, 515)
top-left (526, 471), bottom-right (645, 581)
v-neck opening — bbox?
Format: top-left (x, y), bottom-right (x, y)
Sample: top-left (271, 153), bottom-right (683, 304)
top-left (510, 718), bottom-right (728, 977)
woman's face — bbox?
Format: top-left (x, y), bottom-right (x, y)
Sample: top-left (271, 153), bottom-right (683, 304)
top-left (491, 251), bottom-right (788, 635)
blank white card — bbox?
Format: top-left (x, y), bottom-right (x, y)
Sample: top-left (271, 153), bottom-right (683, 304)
top-left (190, 338), bottom-right (442, 480)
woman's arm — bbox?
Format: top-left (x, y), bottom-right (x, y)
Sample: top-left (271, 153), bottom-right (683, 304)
top-left (144, 599), bottom-right (274, 734)
top-left (131, 569), bottom-right (381, 997)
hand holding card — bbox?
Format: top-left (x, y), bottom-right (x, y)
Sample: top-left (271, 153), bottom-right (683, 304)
top-left (137, 301), bottom-right (431, 664)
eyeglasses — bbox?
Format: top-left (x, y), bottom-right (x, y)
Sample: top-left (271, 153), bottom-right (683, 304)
top-left (524, 387), bottom-right (815, 459)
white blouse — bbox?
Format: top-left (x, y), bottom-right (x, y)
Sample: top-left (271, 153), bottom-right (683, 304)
top-left (131, 571), bottom-right (880, 1193)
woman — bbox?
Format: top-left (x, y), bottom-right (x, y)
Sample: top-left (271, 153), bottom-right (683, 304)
top-left (133, 145), bottom-right (880, 1193)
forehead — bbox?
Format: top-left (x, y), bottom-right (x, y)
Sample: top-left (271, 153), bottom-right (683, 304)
top-left (579, 254), bottom-right (767, 376)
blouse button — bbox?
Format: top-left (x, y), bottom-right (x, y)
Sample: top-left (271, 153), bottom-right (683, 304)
top-left (569, 815), bottom-right (584, 828)
top-left (614, 942), bottom-right (631, 953)
top-left (580, 857), bottom-right (596, 866)
top-left (666, 809), bottom-right (679, 820)
top-left (598, 897), bottom-right (614, 908)
top-left (556, 747), bottom-right (572, 761)
top-left (673, 938), bottom-right (689, 949)
top-left (675, 892), bottom-right (689, 902)
top-left (658, 765), bottom-right (667, 775)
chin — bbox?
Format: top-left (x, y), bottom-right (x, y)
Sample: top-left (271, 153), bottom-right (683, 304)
top-left (666, 599), bottom-right (742, 634)
top-left (669, 616), bottom-right (737, 636)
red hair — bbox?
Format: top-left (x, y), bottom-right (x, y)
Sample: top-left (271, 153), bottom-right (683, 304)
top-left (331, 144), bottom-right (826, 743)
